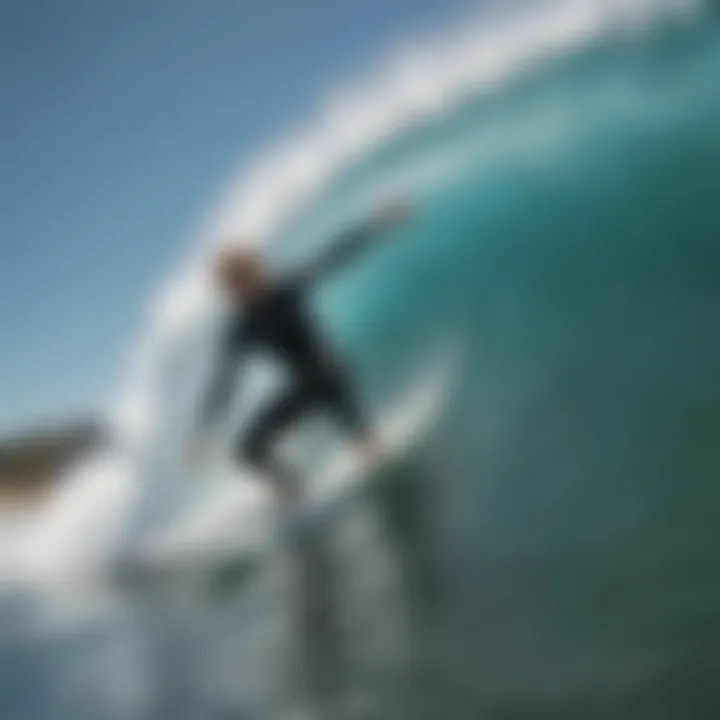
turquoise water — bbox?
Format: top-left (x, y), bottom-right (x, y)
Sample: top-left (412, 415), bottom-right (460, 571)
top-left (3, 12), bottom-right (720, 720)
top-left (305, 15), bottom-right (720, 718)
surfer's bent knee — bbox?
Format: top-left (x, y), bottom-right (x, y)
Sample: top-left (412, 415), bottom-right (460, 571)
top-left (328, 377), bottom-right (367, 438)
top-left (239, 427), bottom-right (268, 469)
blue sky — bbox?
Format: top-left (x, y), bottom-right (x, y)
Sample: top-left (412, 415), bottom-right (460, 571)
top-left (0, 0), bottom-right (480, 433)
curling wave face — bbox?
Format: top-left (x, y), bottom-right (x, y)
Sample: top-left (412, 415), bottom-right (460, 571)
top-left (3, 0), bottom-right (714, 603)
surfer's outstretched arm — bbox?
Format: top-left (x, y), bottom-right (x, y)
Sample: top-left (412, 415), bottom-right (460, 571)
top-left (296, 197), bottom-right (411, 286)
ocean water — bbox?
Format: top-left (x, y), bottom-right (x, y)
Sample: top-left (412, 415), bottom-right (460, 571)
top-left (3, 5), bottom-right (720, 720)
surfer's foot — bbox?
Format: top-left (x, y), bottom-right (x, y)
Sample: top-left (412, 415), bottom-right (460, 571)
top-left (355, 434), bottom-right (387, 467)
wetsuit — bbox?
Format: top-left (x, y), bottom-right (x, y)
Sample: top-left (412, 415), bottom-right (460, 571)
top-left (200, 220), bottom-right (384, 491)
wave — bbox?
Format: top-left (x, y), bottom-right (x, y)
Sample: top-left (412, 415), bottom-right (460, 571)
top-left (2, 0), bottom-right (702, 589)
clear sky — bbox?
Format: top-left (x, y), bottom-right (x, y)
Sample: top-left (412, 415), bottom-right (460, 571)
top-left (0, 0), bottom-right (481, 433)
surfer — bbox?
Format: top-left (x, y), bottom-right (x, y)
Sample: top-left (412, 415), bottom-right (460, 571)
top-left (190, 198), bottom-right (412, 505)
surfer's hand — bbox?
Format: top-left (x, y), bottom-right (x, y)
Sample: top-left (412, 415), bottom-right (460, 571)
top-left (374, 197), bottom-right (411, 232)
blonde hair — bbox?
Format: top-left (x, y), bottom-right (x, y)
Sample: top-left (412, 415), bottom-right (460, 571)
top-left (215, 245), bottom-right (260, 272)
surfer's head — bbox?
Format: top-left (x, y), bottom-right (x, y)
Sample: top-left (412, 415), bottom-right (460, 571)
top-left (214, 246), bottom-right (267, 300)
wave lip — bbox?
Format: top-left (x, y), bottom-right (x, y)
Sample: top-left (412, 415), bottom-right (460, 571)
top-left (210, 0), bottom-right (699, 241)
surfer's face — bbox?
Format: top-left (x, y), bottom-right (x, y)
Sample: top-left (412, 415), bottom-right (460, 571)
top-left (215, 249), bottom-right (267, 300)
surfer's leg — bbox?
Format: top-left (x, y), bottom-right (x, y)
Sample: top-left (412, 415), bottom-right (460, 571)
top-left (240, 385), bottom-right (312, 501)
top-left (325, 376), bottom-right (366, 437)
top-left (323, 371), bottom-right (383, 463)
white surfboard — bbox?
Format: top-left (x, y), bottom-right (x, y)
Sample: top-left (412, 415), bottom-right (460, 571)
top-left (117, 349), bottom-right (455, 592)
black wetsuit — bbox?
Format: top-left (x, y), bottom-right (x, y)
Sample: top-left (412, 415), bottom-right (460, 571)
top-left (201, 220), bottom-right (383, 490)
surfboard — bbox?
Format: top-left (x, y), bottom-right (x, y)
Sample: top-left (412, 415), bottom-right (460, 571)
top-left (206, 379), bottom-right (443, 598)
top-left (117, 350), bottom-right (454, 595)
